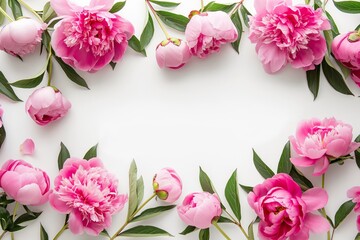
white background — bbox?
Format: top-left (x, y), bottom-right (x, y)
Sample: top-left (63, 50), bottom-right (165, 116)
top-left (0, 0), bottom-right (360, 239)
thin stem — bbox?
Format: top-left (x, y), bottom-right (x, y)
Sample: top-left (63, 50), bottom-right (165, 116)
top-left (10, 202), bottom-right (19, 240)
top-left (145, 0), bottom-right (170, 39)
top-left (322, 174), bottom-right (325, 189)
top-left (224, 210), bottom-right (249, 239)
top-left (330, 228), bottom-right (335, 240)
top-left (110, 193), bottom-right (157, 240)
top-left (322, 0), bottom-right (328, 9)
top-left (321, 174), bottom-right (331, 240)
top-left (212, 221), bottom-right (231, 240)
top-left (0, 7), bottom-right (14, 21)
top-left (229, 0), bottom-right (244, 16)
top-left (200, 0), bottom-right (204, 12)
top-left (17, 0), bottom-right (43, 22)
top-left (0, 231), bottom-right (6, 240)
top-left (47, 53), bottom-right (53, 86)
top-left (53, 223), bottom-right (68, 240)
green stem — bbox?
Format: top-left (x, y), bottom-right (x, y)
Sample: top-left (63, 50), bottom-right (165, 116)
top-left (10, 202), bottom-right (19, 240)
top-left (47, 54), bottom-right (53, 86)
top-left (200, 0), bottom-right (204, 12)
top-left (53, 223), bottom-right (68, 240)
top-left (229, 0), bottom-right (244, 16)
top-left (321, 174), bottom-right (331, 240)
top-left (109, 193), bottom-right (157, 240)
top-left (322, 0), bottom-right (328, 9)
top-left (0, 7), bottom-right (14, 21)
top-left (0, 231), bottom-right (6, 240)
top-left (224, 210), bottom-right (249, 239)
top-left (145, 0), bottom-right (170, 39)
top-left (212, 221), bottom-right (231, 240)
top-left (17, 0), bottom-right (43, 22)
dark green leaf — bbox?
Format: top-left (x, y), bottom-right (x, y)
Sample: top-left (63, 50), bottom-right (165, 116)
top-left (326, 215), bottom-right (335, 228)
top-left (42, 2), bottom-right (57, 24)
top-left (356, 24), bottom-right (360, 31)
top-left (0, 194), bottom-right (14, 208)
top-left (0, 125), bottom-right (6, 149)
top-left (41, 31), bottom-right (51, 54)
top-left (355, 135), bottom-right (360, 169)
top-left (8, 0), bottom-right (22, 19)
top-left (199, 167), bottom-right (215, 194)
top-left (127, 160), bottom-right (138, 220)
top-left (0, 207), bottom-right (10, 230)
top-left (225, 170), bottom-right (241, 221)
top-left (110, 62), bottom-right (116, 70)
top-left (53, 55), bottom-right (89, 89)
top-left (7, 224), bottom-right (25, 232)
top-left (199, 228), bottom-right (209, 240)
top-left (14, 211), bottom-right (42, 225)
top-left (248, 221), bottom-right (255, 240)
top-left (140, 13), bottom-right (154, 49)
top-left (180, 226), bottom-right (197, 235)
top-left (334, 58), bottom-right (350, 79)
top-left (314, 0), bottom-right (322, 9)
top-left (156, 11), bottom-right (189, 32)
top-left (203, 1), bottom-right (236, 13)
top-left (325, 11), bottom-right (339, 37)
top-left (355, 232), bottom-right (360, 240)
top-left (322, 58), bottom-right (353, 96)
top-left (231, 11), bottom-right (242, 54)
top-left (239, 184), bottom-right (253, 193)
top-left (40, 224), bottom-right (48, 240)
top-left (335, 199), bottom-right (356, 228)
top-left (277, 141), bottom-right (292, 174)
top-left (0, 0), bottom-right (6, 25)
top-left (128, 36), bottom-right (147, 56)
top-left (240, 5), bottom-right (251, 28)
top-left (149, 0), bottom-right (180, 7)
top-left (136, 176), bottom-right (144, 206)
top-left (10, 72), bottom-right (45, 88)
top-left (0, 72), bottom-right (22, 101)
top-left (253, 149), bottom-right (275, 179)
top-left (306, 64), bottom-right (321, 100)
top-left (333, 0), bottom-right (360, 13)
top-left (289, 167), bottom-right (313, 191)
top-left (119, 225), bottom-right (173, 237)
top-left (58, 142), bottom-right (70, 170)
top-left (83, 144), bottom-right (98, 160)
top-left (109, 1), bottom-right (126, 13)
top-left (100, 229), bottom-right (110, 238)
top-left (217, 216), bottom-right (233, 223)
top-left (131, 205), bottom-right (176, 222)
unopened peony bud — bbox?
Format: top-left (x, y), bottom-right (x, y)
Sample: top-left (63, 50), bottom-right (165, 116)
top-left (153, 168), bottom-right (182, 203)
top-left (156, 38), bottom-right (191, 69)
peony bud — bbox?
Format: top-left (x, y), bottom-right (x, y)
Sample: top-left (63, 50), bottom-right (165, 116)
top-left (153, 167), bottom-right (182, 203)
top-left (156, 38), bottom-right (191, 69)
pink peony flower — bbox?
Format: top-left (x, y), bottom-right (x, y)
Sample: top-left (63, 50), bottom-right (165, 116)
top-left (153, 167), bottom-right (182, 203)
top-left (348, 186), bottom-right (360, 214)
top-left (20, 138), bottom-right (35, 155)
top-left (290, 118), bottom-right (360, 176)
top-left (50, 0), bottom-right (134, 72)
top-left (185, 11), bottom-right (238, 58)
top-left (248, 173), bottom-right (330, 240)
top-left (177, 192), bottom-right (221, 229)
top-left (0, 18), bottom-right (46, 57)
top-left (332, 31), bottom-right (360, 87)
top-left (0, 160), bottom-right (50, 206)
top-left (249, 0), bottom-right (330, 73)
top-left (25, 86), bottom-right (71, 126)
top-left (156, 38), bottom-right (191, 69)
top-left (49, 157), bottom-right (127, 236)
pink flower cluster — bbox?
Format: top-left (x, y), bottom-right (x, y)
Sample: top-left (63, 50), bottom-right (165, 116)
top-left (348, 187), bottom-right (360, 231)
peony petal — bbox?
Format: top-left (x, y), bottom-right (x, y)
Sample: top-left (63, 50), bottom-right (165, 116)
top-left (20, 138), bottom-right (35, 155)
top-left (313, 156), bottom-right (329, 176)
top-left (15, 183), bottom-right (42, 205)
top-left (68, 210), bottom-right (84, 235)
top-left (302, 187), bottom-right (328, 212)
top-left (304, 213), bottom-right (330, 233)
top-left (290, 156), bottom-right (315, 167)
top-left (49, 193), bottom-right (71, 213)
top-left (50, 0), bottom-right (77, 16)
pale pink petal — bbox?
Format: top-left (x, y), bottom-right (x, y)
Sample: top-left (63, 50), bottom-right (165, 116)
top-left (68, 211), bottom-right (84, 235)
top-left (304, 213), bottom-right (330, 233)
top-left (20, 138), bottom-right (35, 155)
top-left (313, 157), bottom-right (329, 176)
top-left (302, 188), bottom-right (328, 212)
top-left (15, 184), bottom-right (43, 205)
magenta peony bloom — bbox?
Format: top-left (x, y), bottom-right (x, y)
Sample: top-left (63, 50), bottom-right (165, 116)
top-left (156, 38), bottom-right (191, 69)
top-left (0, 18), bottom-right (46, 57)
top-left (290, 118), bottom-right (360, 176)
top-left (177, 192), bottom-right (221, 229)
top-left (50, 0), bottom-right (134, 72)
top-left (185, 11), bottom-right (238, 58)
top-left (153, 167), bottom-right (182, 203)
top-left (248, 174), bottom-right (330, 240)
top-left (332, 31), bottom-right (360, 87)
top-left (49, 157), bottom-right (127, 236)
top-left (249, 0), bottom-right (330, 73)
top-left (25, 86), bottom-right (71, 126)
top-left (0, 160), bottom-right (50, 206)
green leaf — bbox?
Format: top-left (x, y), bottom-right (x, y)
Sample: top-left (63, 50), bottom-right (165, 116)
top-left (110, 62), bottom-right (116, 70)
top-left (83, 144), bottom-right (98, 160)
top-left (231, 10), bottom-right (242, 54)
top-left (199, 228), bottom-right (209, 240)
top-left (119, 225), bottom-right (173, 237)
top-left (314, 0), bottom-right (322, 9)
top-left (156, 11), bottom-right (189, 32)
top-left (333, 0), bottom-right (360, 13)
top-left (8, 0), bottom-right (22, 19)
top-left (0, 207), bottom-right (10, 230)
top-left (0, 125), bottom-right (5, 149)
top-left (100, 229), bottom-right (110, 238)
top-left (277, 141), bottom-right (292, 174)
top-left (306, 64), bottom-right (321, 100)
top-left (322, 58), bottom-right (353, 96)
top-left (53, 55), bottom-right (89, 89)
top-left (136, 176), bottom-right (144, 206)
top-left (128, 36), bottom-right (147, 56)
top-left (10, 71), bottom-right (45, 88)
top-left (0, 0), bottom-right (6, 25)
top-left (0, 72), bottom-right (22, 102)
top-left (140, 13), bottom-right (154, 49)
top-left (334, 200), bottom-right (356, 228)
top-left (203, 1), bottom-right (236, 13)
top-left (217, 216), bottom-right (233, 223)
top-left (225, 170), bottom-right (241, 221)
top-left (355, 135), bottom-right (360, 169)
top-left (58, 142), bottom-right (70, 170)
top-left (355, 232), bottom-right (360, 240)
top-left (334, 58), bottom-right (350, 79)
top-left (149, 0), bottom-right (180, 7)
top-left (325, 11), bottom-right (339, 37)
top-left (240, 5), bottom-right (251, 28)
top-left (14, 211), bottom-right (42, 225)
top-left (239, 184), bottom-right (253, 193)
top-left (199, 167), bottom-right (215, 194)
top-left (40, 224), bottom-right (48, 240)
top-left (253, 149), bottom-right (275, 179)
top-left (289, 166), bottom-right (313, 191)
top-left (109, 1), bottom-right (126, 13)
top-left (356, 24), bottom-right (360, 31)
top-left (42, 2), bottom-right (57, 24)
top-left (180, 226), bottom-right (197, 235)
top-left (127, 160), bottom-right (138, 220)
top-left (248, 221), bottom-right (255, 240)
top-left (131, 205), bottom-right (176, 222)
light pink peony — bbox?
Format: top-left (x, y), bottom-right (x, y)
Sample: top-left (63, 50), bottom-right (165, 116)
top-left (249, 0), bottom-right (330, 73)
top-left (332, 31), bottom-right (360, 87)
top-left (177, 192), bottom-right (221, 229)
top-left (156, 38), bottom-right (191, 69)
top-left (50, 0), bottom-right (134, 72)
top-left (49, 157), bottom-right (127, 236)
top-left (0, 18), bottom-right (46, 56)
top-left (153, 167), bottom-right (182, 203)
top-left (290, 118), bottom-right (360, 176)
top-left (0, 160), bottom-right (50, 206)
top-left (185, 11), bottom-right (238, 58)
top-left (248, 173), bottom-right (330, 240)
top-left (25, 86), bottom-right (71, 126)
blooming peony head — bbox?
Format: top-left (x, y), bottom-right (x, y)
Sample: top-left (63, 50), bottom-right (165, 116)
top-left (248, 173), bottom-right (330, 240)
top-left (49, 157), bottom-right (127, 236)
top-left (177, 192), bottom-right (221, 229)
top-left (0, 18), bottom-right (46, 57)
top-left (290, 117), bottom-right (360, 176)
top-left (185, 11), bottom-right (238, 59)
top-left (25, 86), bottom-right (71, 126)
top-left (156, 38), bottom-right (191, 69)
top-left (153, 167), bottom-right (182, 203)
top-left (249, 0), bottom-right (330, 73)
top-left (0, 160), bottom-right (50, 206)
